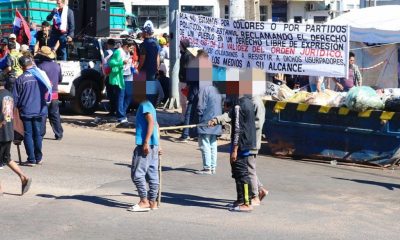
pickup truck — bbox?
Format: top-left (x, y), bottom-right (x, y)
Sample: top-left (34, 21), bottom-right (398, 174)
top-left (57, 37), bottom-right (105, 115)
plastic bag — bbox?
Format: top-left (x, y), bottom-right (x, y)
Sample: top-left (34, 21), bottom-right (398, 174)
top-left (345, 86), bottom-right (384, 112)
top-left (286, 91), bottom-right (312, 103)
top-left (385, 97), bottom-right (400, 112)
top-left (328, 92), bottom-right (347, 107)
top-left (305, 90), bottom-right (340, 106)
top-left (276, 84), bottom-right (294, 101)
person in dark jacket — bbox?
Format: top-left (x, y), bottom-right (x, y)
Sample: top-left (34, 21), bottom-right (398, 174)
top-left (46, 0), bottom-right (75, 61)
top-left (210, 95), bottom-right (256, 212)
top-left (36, 46), bottom-right (63, 140)
top-left (178, 39), bottom-right (192, 125)
top-left (13, 56), bottom-right (48, 166)
top-left (0, 79), bottom-right (32, 195)
top-left (137, 20), bottom-right (160, 107)
top-left (196, 82), bottom-right (222, 174)
top-left (179, 47), bottom-right (201, 142)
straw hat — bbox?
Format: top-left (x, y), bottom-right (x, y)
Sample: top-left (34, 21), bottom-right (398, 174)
top-left (37, 46), bottom-right (56, 59)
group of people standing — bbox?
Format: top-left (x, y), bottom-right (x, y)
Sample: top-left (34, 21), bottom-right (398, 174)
top-left (104, 20), bottom-right (166, 123)
top-left (278, 52), bottom-right (362, 93)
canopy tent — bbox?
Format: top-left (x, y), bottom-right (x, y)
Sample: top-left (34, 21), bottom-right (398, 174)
top-left (328, 5), bottom-right (400, 44)
top-left (328, 6), bottom-right (400, 88)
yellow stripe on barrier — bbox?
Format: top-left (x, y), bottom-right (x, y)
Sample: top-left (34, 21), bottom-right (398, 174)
top-left (338, 107), bottom-right (350, 115)
top-left (319, 106), bottom-right (331, 114)
top-left (358, 110), bottom-right (373, 118)
top-left (297, 103), bottom-right (309, 112)
top-left (274, 102), bottom-right (287, 112)
top-left (380, 111), bottom-right (395, 121)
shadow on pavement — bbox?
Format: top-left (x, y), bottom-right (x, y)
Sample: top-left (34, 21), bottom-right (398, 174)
top-left (161, 166), bottom-right (197, 174)
top-left (36, 194), bottom-right (132, 209)
top-left (114, 163), bottom-right (131, 168)
top-left (332, 177), bottom-right (400, 190)
top-left (160, 192), bottom-right (231, 210)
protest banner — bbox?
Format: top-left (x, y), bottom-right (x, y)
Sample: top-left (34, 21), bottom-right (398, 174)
top-left (178, 12), bottom-right (350, 78)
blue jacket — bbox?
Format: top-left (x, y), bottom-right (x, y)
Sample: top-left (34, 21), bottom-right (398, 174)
top-left (197, 85), bottom-right (222, 135)
top-left (13, 70), bottom-right (48, 118)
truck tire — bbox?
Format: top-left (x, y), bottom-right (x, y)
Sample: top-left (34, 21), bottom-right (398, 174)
top-left (72, 80), bottom-right (100, 115)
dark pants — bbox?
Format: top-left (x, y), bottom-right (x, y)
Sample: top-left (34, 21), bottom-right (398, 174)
top-left (50, 33), bottom-right (67, 61)
top-left (231, 155), bottom-right (252, 205)
top-left (5, 77), bottom-right (16, 92)
top-left (123, 80), bottom-right (133, 114)
top-left (181, 101), bottom-right (192, 139)
top-left (22, 117), bottom-right (43, 164)
top-left (42, 100), bottom-right (63, 139)
top-left (105, 78), bottom-right (117, 115)
top-left (115, 86), bottom-right (125, 121)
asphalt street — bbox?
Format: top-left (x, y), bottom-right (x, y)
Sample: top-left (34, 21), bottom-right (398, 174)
top-left (1, 123), bottom-right (399, 240)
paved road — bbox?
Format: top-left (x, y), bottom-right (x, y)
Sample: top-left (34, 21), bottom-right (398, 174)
top-left (1, 124), bottom-right (399, 240)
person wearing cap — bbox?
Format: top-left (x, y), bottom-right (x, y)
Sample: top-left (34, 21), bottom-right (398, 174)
top-left (47, 0), bottom-right (75, 61)
top-left (3, 42), bottom-right (23, 91)
top-left (8, 34), bottom-right (20, 51)
top-left (13, 56), bottom-right (49, 166)
top-left (36, 46), bottom-right (63, 140)
top-left (137, 20), bottom-right (161, 107)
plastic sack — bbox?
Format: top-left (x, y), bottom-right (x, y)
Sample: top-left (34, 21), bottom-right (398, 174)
top-left (328, 92), bottom-right (347, 107)
top-left (345, 86), bottom-right (384, 112)
top-left (385, 97), bottom-right (400, 112)
top-left (276, 84), bottom-right (295, 101)
top-left (286, 91), bottom-right (312, 103)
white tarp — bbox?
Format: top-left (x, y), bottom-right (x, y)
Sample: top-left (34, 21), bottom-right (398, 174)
top-left (328, 5), bottom-right (400, 44)
top-left (178, 12), bottom-right (349, 78)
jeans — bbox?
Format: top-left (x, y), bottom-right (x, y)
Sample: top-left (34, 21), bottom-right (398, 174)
top-left (198, 134), bottom-right (218, 170)
top-left (131, 145), bottom-right (159, 201)
top-left (181, 101), bottom-right (192, 139)
top-left (247, 155), bottom-right (264, 198)
top-left (42, 100), bottom-right (63, 139)
top-left (50, 33), bottom-right (67, 61)
top-left (22, 117), bottom-right (43, 163)
top-left (231, 155), bottom-right (252, 205)
top-left (123, 80), bottom-right (133, 114)
top-left (116, 86), bottom-right (125, 121)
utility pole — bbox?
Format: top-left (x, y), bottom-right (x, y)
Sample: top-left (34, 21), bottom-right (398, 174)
top-left (230, 0), bottom-right (245, 20)
top-left (165, 0), bottom-right (180, 109)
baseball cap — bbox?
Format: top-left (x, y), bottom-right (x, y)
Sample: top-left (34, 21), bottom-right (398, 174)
top-left (9, 33), bottom-right (16, 39)
top-left (142, 20), bottom-right (154, 35)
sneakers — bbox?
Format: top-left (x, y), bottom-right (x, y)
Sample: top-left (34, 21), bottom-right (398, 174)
top-left (118, 118), bottom-right (128, 124)
top-left (177, 137), bottom-right (189, 143)
top-left (196, 169), bottom-right (212, 175)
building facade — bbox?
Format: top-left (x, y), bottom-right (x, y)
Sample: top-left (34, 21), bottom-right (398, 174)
top-left (126, 0), bottom-right (360, 31)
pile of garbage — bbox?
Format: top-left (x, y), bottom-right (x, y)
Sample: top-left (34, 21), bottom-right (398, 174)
top-left (272, 85), bottom-right (400, 112)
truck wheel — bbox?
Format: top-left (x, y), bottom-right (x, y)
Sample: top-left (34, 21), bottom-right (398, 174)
top-left (72, 81), bottom-right (100, 115)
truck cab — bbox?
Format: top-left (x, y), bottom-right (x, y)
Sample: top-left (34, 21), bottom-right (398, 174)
top-left (57, 37), bottom-right (104, 115)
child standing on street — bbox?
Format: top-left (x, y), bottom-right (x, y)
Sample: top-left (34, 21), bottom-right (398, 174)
top-left (0, 80), bottom-right (31, 196)
top-left (129, 91), bottom-right (161, 212)
top-left (196, 51), bottom-right (222, 174)
top-left (210, 95), bottom-right (256, 212)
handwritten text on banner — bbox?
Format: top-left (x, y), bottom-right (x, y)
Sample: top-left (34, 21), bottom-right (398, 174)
top-left (178, 12), bottom-right (349, 78)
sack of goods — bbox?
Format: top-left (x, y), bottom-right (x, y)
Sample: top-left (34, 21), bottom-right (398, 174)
top-left (345, 86), bottom-right (384, 112)
top-left (384, 97), bottom-right (400, 112)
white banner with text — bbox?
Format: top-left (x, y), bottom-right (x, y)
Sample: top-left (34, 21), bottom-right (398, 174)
top-left (178, 12), bottom-right (350, 78)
